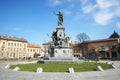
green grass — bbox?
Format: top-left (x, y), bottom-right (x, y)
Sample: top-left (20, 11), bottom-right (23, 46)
top-left (10, 62), bottom-right (111, 72)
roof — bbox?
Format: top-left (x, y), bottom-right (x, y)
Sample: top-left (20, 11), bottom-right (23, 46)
top-left (42, 41), bottom-right (52, 45)
top-left (0, 35), bottom-right (27, 42)
top-left (72, 43), bottom-right (79, 47)
top-left (82, 38), bottom-right (118, 44)
top-left (109, 31), bottom-right (120, 38)
top-left (27, 44), bottom-right (41, 48)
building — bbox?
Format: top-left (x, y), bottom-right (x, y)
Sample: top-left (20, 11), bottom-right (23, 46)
top-left (81, 31), bottom-right (120, 59)
top-left (0, 35), bottom-right (42, 59)
top-left (81, 38), bottom-right (120, 59)
top-left (42, 41), bottom-right (52, 57)
top-left (72, 43), bottom-right (82, 58)
top-left (0, 35), bottom-right (28, 59)
top-left (27, 44), bottom-right (41, 58)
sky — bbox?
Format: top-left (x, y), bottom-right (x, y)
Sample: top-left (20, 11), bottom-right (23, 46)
top-left (0, 0), bottom-right (120, 46)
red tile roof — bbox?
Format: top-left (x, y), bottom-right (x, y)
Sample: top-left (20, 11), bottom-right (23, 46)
top-left (42, 41), bottom-right (52, 45)
top-left (27, 44), bottom-right (41, 48)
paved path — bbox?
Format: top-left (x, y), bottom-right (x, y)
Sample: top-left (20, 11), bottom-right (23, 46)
top-left (0, 60), bottom-right (120, 80)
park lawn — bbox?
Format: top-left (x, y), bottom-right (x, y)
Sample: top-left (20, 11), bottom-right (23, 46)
top-left (10, 62), bottom-right (111, 72)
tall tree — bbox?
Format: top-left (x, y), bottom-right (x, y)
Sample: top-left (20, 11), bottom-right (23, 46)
top-left (76, 33), bottom-right (90, 43)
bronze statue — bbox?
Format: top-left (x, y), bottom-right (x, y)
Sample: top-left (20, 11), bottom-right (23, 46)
top-left (56, 11), bottom-right (63, 26)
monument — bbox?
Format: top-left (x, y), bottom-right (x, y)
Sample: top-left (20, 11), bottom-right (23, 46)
top-left (47, 11), bottom-right (77, 61)
top-left (38, 11), bottom-right (77, 63)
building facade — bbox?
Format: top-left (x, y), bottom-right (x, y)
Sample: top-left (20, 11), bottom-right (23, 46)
top-left (42, 41), bottom-right (52, 57)
top-left (72, 43), bottom-right (82, 58)
top-left (27, 44), bottom-right (41, 58)
top-left (81, 38), bottom-right (120, 59)
top-left (0, 35), bottom-right (27, 59)
top-left (0, 35), bottom-right (42, 59)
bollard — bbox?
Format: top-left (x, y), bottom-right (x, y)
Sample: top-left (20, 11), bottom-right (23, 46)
top-left (96, 66), bottom-right (103, 71)
top-left (69, 68), bottom-right (74, 73)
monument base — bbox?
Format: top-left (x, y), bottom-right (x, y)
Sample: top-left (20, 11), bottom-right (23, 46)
top-left (49, 47), bottom-right (74, 60)
top-left (38, 47), bottom-right (79, 63)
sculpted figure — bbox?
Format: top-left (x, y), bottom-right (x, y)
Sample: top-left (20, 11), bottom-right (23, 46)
top-left (56, 11), bottom-right (63, 26)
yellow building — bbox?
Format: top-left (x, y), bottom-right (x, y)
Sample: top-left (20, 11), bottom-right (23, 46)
top-left (81, 38), bottom-right (120, 59)
top-left (42, 41), bottom-right (52, 56)
top-left (0, 35), bottom-right (42, 59)
top-left (0, 35), bottom-right (27, 59)
top-left (27, 44), bottom-right (41, 58)
top-left (72, 43), bottom-right (82, 58)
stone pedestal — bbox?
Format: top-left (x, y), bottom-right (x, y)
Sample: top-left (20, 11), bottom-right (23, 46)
top-left (49, 47), bottom-right (74, 60)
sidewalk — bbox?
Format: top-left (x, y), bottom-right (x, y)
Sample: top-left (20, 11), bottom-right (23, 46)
top-left (0, 60), bottom-right (120, 80)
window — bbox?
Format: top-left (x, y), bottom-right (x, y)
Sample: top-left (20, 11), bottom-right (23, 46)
top-left (11, 48), bottom-right (12, 51)
top-left (8, 43), bottom-right (10, 46)
top-left (14, 43), bottom-right (16, 46)
top-left (99, 46), bottom-right (105, 51)
top-left (3, 42), bottom-right (5, 45)
top-left (8, 48), bottom-right (10, 51)
top-left (20, 44), bottom-right (21, 47)
top-left (55, 50), bottom-right (57, 53)
top-left (17, 43), bottom-right (19, 46)
top-left (11, 43), bottom-right (13, 46)
top-left (63, 50), bottom-right (66, 53)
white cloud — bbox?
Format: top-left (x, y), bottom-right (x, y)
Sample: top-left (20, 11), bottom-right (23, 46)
top-left (48, 0), bottom-right (62, 7)
top-left (81, 0), bottom-right (120, 25)
top-left (82, 3), bottom-right (96, 13)
top-left (97, 0), bottom-right (119, 9)
top-left (47, 0), bottom-right (120, 26)
top-left (94, 0), bottom-right (120, 25)
top-left (94, 11), bottom-right (114, 25)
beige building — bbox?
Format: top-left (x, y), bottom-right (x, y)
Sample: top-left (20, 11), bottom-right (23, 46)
top-left (81, 38), bottom-right (120, 59)
top-left (0, 35), bottom-right (42, 59)
top-left (0, 35), bottom-right (27, 59)
top-left (72, 43), bottom-right (82, 58)
top-left (42, 41), bottom-right (52, 56)
top-left (27, 44), bottom-right (41, 58)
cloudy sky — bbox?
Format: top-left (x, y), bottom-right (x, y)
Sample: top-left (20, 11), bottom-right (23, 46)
top-left (0, 0), bottom-right (120, 46)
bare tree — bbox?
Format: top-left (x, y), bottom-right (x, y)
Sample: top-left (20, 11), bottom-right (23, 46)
top-left (76, 33), bottom-right (90, 43)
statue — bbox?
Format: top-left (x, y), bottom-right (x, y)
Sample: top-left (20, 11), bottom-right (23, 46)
top-left (52, 31), bottom-right (57, 42)
top-left (56, 11), bottom-right (63, 26)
